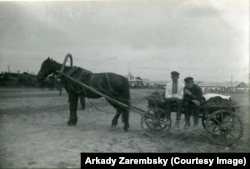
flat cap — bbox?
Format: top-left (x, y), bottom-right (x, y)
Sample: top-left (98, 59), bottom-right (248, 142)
top-left (171, 71), bottom-right (180, 75)
top-left (184, 77), bottom-right (194, 82)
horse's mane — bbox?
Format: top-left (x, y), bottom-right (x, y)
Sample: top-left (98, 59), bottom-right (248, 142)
top-left (80, 67), bottom-right (93, 75)
top-left (44, 57), bottom-right (58, 65)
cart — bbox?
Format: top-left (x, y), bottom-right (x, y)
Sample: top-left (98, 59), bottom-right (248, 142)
top-left (143, 93), bottom-right (244, 146)
top-left (57, 54), bottom-right (244, 146)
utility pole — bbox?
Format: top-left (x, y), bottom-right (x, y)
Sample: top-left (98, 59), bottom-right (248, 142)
top-left (231, 74), bottom-right (233, 87)
top-left (8, 65), bottom-right (10, 73)
top-left (114, 57), bottom-right (118, 73)
top-left (129, 62), bottom-right (131, 73)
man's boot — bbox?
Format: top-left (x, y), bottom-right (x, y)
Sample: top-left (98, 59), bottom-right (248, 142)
top-left (184, 113), bottom-right (190, 130)
top-left (175, 120), bottom-right (180, 129)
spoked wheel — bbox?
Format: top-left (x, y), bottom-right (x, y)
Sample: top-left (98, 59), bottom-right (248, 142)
top-left (204, 109), bottom-right (243, 146)
top-left (141, 108), bottom-right (171, 138)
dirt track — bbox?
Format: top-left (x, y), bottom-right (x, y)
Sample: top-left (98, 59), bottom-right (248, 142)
top-left (0, 88), bottom-right (249, 168)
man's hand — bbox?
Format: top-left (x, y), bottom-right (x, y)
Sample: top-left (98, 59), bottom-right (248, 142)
top-left (184, 89), bottom-right (192, 95)
top-left (192, 100), bottom-right (201, 106)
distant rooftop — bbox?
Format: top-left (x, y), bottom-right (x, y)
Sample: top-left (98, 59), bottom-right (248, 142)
top-left (198, 81), bottom-right (249, 88)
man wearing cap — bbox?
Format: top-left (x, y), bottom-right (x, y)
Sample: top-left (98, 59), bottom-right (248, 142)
top-left (164, 71), bottom-right (184, 128)
top-left (183, 77), bottom-right (203, 129)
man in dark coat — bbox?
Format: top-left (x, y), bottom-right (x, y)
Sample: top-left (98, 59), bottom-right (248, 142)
top-left (183, 77), bottom-right (203, 129)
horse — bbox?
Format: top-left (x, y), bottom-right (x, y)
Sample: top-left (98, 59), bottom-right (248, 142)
top-left (37, 54), bottom-right (130, 131)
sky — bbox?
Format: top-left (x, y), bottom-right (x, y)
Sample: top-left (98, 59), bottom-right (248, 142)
top-left (0, 0), bottom-right (249, 82)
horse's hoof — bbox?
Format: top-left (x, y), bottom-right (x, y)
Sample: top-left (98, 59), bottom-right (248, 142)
top-left (111, 121), bottom-right (118, 127)
top-left (71, 121), bottom-right (77, 126)
top-left (111, 123), bottom-right (117, 128)
top-left (123, 123), bottom-right (129, 131)
top-left (123, 126), bottom-right (128, 132)
top-left (67, 121), bottom-right (73, 126)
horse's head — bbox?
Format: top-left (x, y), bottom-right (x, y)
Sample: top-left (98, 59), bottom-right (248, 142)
top-left (37, 57), bottom-right (56, 82)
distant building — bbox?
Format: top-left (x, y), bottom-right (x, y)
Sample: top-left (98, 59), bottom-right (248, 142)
top-left (126, 72), bottom-right (143, 88)
top-left (198, 81), bottom-right (249, 93)
top-left (142, 78), bottom-right (151, 87)
top-left (233, 82), bottom-right (249, 93)
top-left (149, 81), bottom-right (168, 89)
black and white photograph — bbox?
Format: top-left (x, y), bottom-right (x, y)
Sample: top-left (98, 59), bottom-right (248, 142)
top-left (0, 0), bottom-right (249, 168)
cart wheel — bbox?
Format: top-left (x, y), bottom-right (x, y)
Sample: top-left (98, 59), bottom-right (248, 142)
top-left (141, 108), bottom-right (171, 138)
top-left (204, 109), bottom-right (243, 146)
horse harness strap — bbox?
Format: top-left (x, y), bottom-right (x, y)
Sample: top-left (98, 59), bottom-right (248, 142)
top-left (64, 66), bottom-right (92, 94)
top-left (104, 73), bottom-right (120, 96)
top-left (63, 66), bottom-right (77, 93)
top-left (65, 66), bottom-right (78, 77)
top-left (75, 69), bottom-right (90, 94)
top-left (105, 73), bottom-right (113, 92)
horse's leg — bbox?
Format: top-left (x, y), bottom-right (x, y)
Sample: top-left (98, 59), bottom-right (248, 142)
top-left (105, 99), bottom-right (121, 127)
top-left (121, 107), bottom-right (130, 132)
top-left (106, 99), bottom-right (129, 131)
top-left (112, 110), bottom-right (121, 127)
top-left (67, 93), bottom-right (79, 126)
top-left (80, 96), bottom-right (85, 109)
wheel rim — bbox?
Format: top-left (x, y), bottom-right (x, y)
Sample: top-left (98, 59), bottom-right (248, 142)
top-left (141, 108), bottom-right (171, 138)
top-left (204, 110), bottom-right (243, 146)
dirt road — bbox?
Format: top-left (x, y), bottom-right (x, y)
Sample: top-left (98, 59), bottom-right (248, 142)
top-left (0, 88), bottom-right (249, 168)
